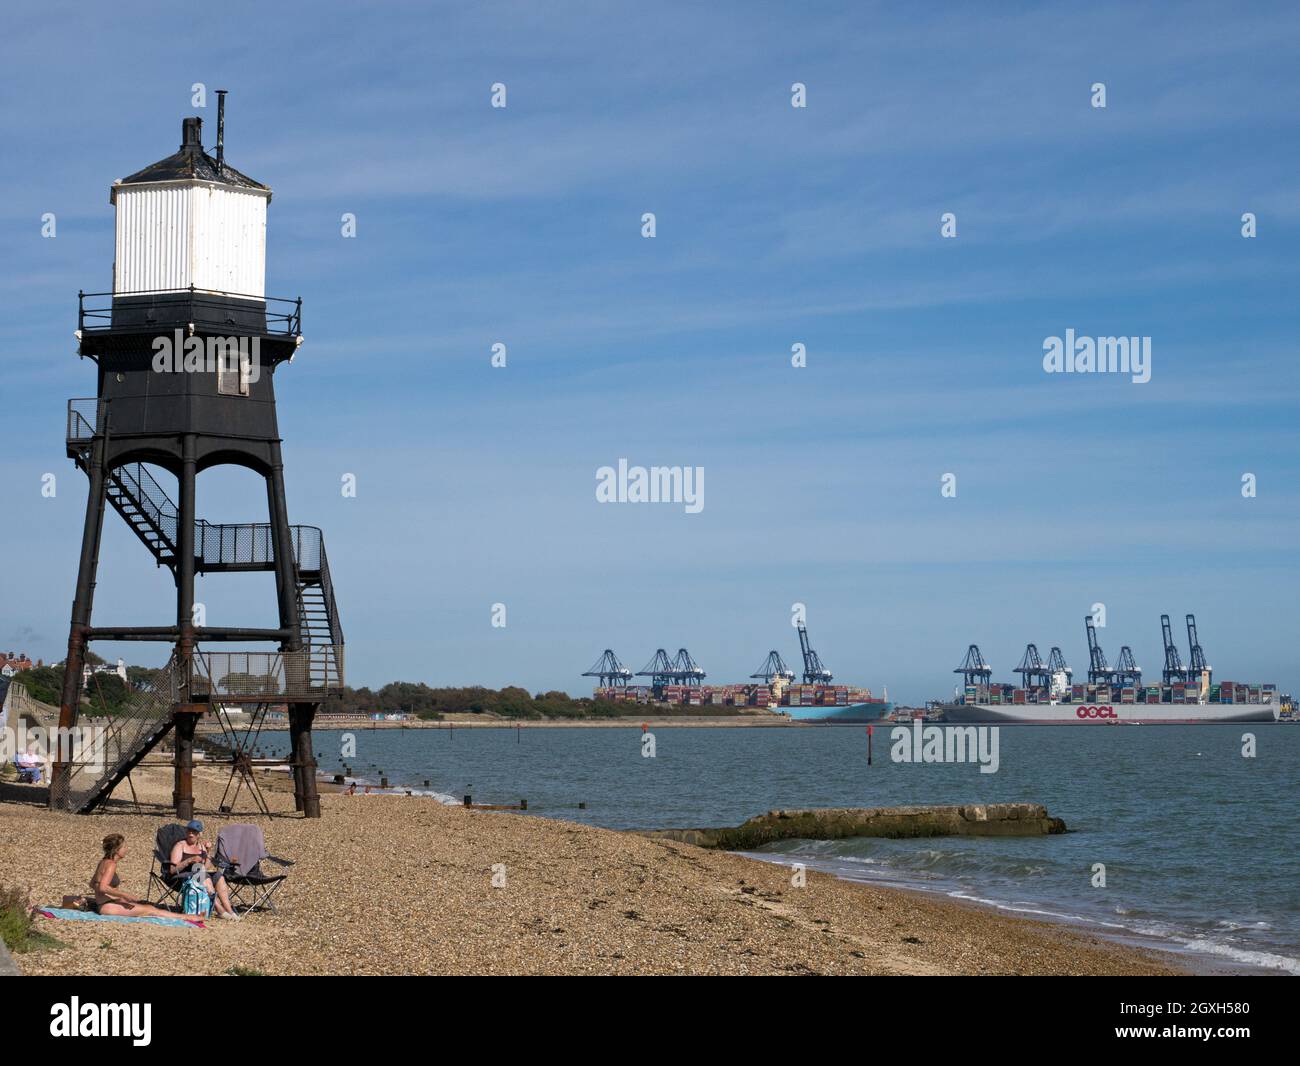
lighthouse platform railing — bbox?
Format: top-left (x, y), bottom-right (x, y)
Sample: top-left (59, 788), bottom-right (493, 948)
top-left (78, 287), bottom-right (301, 338)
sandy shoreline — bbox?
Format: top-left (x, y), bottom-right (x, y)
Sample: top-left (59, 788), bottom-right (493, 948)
top-left (0, 765), bottom-right (1186, 976)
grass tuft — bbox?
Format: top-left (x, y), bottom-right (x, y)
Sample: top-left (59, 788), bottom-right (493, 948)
top-left (0, 882), bottom-right (64, 954)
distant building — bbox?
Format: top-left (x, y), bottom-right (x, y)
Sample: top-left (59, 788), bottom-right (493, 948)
top-left (0, 651), bottom-right (40, 677)
top-left (82, 657), bottom-right (128, 685)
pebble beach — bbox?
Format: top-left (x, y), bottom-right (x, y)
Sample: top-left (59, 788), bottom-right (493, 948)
top-left (0, 765), bottom-right (1184, 976)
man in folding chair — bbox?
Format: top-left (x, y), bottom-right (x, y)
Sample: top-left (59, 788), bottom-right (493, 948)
top-left (215, 824), bottom-right (293, 914)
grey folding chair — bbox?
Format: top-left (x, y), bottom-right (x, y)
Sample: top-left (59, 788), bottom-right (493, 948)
top-left (215, 823), bottom-right (293, 914)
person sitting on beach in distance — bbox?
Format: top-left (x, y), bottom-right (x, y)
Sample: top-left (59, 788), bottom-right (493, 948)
top-left (90, 834), bottom-right (191, 919)
top-left (169, 819), bottom-right (237, 919)
top-left (346, 782), bottom-right (356, 796)
top-left (16, 742), bottom-right (44, 783)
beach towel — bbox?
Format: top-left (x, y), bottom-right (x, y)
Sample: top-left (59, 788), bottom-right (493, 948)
top-left (35, 907), bottom-right (203, 928)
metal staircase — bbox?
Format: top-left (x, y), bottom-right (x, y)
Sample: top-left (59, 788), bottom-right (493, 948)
top-left (49, 655), bottom-right (183, 814)
top-left (291, 526), bottom-right (345, 689)
top-left (105, 462), bottom-right (180, 566)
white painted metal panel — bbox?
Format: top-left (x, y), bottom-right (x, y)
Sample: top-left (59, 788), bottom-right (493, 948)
top-left (191, 185), bottom-right (266, 296)
top-left (113, 181), bottom-right (268, 297)
top-left (114, 183), bottom-right (192, 293)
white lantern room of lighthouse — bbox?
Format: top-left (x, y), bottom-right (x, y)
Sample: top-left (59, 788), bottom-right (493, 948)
top-left (109, 131), bottom-right (270, 299)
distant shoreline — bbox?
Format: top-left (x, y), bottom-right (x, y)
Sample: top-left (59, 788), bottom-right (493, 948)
top-left (201, 714), bottom-right (805, 732)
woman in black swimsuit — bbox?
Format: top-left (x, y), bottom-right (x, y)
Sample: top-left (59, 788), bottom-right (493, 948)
top-left (90, 834), bottom-right (190, 919)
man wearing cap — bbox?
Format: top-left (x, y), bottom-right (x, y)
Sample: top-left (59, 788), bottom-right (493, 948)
top-left (170, 819), bottom-right (237, 919)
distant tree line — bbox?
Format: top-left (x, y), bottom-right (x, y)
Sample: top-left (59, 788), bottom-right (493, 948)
top-left (332, 683), bottom-right (749, 719)
top-left (15, 662), bottom-right (749, 720)
top-left (332, 683), bottom-right (635, 719)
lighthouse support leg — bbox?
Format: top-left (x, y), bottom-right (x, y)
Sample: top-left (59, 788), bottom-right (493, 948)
top-left (171, 434), bottom-right (199, 818)
top-left (289, 703), bottom-right (321, 818)
top-left (173, 708), bottom-right (199, 820)
top-left (265, 445), bottom-right (319, 816)
top-left (51, 430), bottom-right (109, 807)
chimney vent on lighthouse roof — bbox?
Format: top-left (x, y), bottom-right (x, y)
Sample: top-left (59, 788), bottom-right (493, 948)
top-left (111, 115), bottom-right (270, 202)
top-left (109, 102), bottom-right (271, 297)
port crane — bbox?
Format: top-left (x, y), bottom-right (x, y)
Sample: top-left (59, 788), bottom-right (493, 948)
top-left (1014, 643), bottom-right (1052, 690)
top-left (583, 649), bottom-right (633, 687)
top-left (750, 650), bottom-right (795, 683)
top-left (670, 648), bottom-right (706, 686)
top-left (1185, 614), bottom-right (1210, 684)
top-left (1160, 614), bottom-right (1185, 685)
top-left (796, 621), bottom-right (833, 684)
top-left (1084, 616), bottom-right (1118, 684)
top-left (1047, 646), bottom-right (1072, 680)
top-left (636, 649), bottom-right (677, 692)
top-left (954, 644), bottom-right (992, 689)
top-left (1046, 646), bottom-right (1074, 698)
top-left (1113, 645), bottom-right (1142, 688)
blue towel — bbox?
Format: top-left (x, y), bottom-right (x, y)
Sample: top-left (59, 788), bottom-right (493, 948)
top-left (37, 907), bottom-right (199, 927)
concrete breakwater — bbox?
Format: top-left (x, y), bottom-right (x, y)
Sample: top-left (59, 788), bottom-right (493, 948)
top-left (639, 803), bottom-right (1067, 849)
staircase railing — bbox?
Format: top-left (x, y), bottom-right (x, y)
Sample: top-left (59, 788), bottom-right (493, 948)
top-left (303, 536), bottom-right (345, 687)
top-left (112, 463), bottom-right (180, 549)
top-left (196, 522), bottom-right (274, 568)
top-left (48, 655), bottom-right (183, 814)
top-left (67, 399), bottom-right (99, 444)
top-left (315, 538), bottom-right (344, 648)
top-left (191, 649), bottom-right (343, 699)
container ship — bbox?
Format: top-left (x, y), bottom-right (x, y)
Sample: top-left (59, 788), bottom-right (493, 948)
top-left (591, 679), bottom-right (893, 722)
top-left (584, 621), bottom-right (891, 723)
top-left (941, 613), bottom-right (1280, 725)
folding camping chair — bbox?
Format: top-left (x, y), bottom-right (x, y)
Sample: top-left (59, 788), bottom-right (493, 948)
top-left (147, 823), bottom-right (191, 910)
top-left (13, 758), bottom-right (42, 784)
top-left (215, 824), bottom-right (293, 914)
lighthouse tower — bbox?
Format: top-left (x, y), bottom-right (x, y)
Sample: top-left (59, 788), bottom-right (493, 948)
top-left (52, 96), bottom-right (343, 818)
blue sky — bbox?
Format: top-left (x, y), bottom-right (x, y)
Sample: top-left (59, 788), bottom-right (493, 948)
top-left (1, 2), bottom-right (1297, 702)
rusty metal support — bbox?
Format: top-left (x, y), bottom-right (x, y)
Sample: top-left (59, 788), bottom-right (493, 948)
top-left (51, 407), bottom-right (109, 804)
top-left (288, 703), bottom-right (320, 817)
top-left (172, 704), bottom-right (205, 819)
